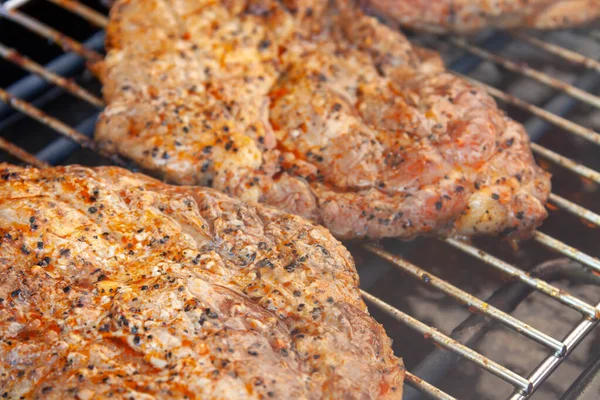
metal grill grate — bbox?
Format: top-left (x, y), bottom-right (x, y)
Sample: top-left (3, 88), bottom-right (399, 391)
top-left (0, 1), bottom-right (599, 399)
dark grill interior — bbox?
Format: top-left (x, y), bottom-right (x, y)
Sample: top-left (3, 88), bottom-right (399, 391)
top-left (1, 1), bottom-right (599, 399)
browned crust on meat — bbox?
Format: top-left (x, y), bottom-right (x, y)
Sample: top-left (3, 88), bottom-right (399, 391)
top-left (95, 0), bottom-right (551, 240)
top-left (360, 0), bottom-right (600, 33)
top-left (0, 163), bottom-right (403, 399)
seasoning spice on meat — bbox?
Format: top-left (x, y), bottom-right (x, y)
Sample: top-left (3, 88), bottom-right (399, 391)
top-left (361, 0), bottom-right (600, 33)
top-left (95, 0), bottom-right (551, 240)
top-left (0, 164), bottom-right (403, 399)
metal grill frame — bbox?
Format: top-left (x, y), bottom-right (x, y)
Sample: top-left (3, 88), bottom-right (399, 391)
top-left (1, 1), bottom-right (600, 399)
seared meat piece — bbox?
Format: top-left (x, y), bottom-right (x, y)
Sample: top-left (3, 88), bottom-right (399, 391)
top-left (360, 0), bottom-right (600, 33)
top-left (95, 0), bottom-right (550, 240)
top-left (0, 164), bottom-right (403, 399)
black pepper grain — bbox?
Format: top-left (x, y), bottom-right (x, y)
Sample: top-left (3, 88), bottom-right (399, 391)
top-left (284, 261), bottom-right (297, 272)
top-left (38, 257), bottom-right (51, 267)
top-left (258, 39), bottom-right (271, 50)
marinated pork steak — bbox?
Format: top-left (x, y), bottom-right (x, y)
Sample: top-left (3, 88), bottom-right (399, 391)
top-left (360, 0), bottom-right (600, 33)
top-left (0, 164), bottom-right (403, 399)
top-left (95, 0), bottom-right (551, 240)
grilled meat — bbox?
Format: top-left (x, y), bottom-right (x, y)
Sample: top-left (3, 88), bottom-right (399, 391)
top-left (360, 0), bottom-right (600, 33)
top-left (95, 0), bottom-right (551, 240)
top-left (0, 163), bottom-right (403, 399)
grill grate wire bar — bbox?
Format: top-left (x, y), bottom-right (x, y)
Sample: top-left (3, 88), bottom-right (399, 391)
top-left (451, 38), bottom-right (600, 110)
top-left (45, 0), bottom-right (107, 28)
top-left (0, 1), bottom-right (599, 399)
top-left (510, 32), bottom-right (600, 73)
top-left (0, 6), bottom-right (102, 62)
top-left (0, 42), bottom-right (104, 106)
